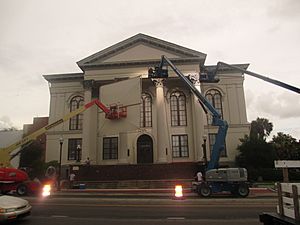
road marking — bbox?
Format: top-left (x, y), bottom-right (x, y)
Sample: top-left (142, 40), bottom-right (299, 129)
top-left (167, 217), bottom-right (186, 220)
top-left (31, 202), bottom-right (275, 208)
top-left (51, 215), bottom-right (69, 218)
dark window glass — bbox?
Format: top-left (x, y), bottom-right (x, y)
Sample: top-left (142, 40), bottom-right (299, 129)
top-left (69, 96), bottom-right (84, 130)
top-left (68, 138), bottom-right (82, 160)
top-left (103, 137), bottom-right (118, 160)
top-left (205, 89), bottom-right (223, 124)
top-left (170, 91), bottom-right (187, 126)
top-left (140, 93), bottom-right (152, 127)
top-left (172, 135), bottom-right (189, 158)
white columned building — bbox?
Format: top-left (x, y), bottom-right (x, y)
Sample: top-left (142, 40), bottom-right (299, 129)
top-left (43, 33), bottom-right (250, 179)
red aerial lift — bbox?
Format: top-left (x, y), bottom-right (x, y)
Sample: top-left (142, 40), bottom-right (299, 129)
top-left (0, 99), bottom-right (126, 195)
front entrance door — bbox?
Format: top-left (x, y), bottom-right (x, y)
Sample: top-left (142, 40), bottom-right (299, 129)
top-left (137, 135), bottom-right (153, 164)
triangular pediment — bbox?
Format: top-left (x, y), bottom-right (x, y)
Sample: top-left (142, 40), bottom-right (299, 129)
top-left (77, 33), bottom-right (206, 70)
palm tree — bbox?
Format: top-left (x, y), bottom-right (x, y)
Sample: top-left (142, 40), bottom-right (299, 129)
top-left (250, 117), bottom-right (273, 141)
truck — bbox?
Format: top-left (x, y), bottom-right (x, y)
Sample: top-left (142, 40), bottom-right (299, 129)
top-left (148, 55), bottom-right (300, 197)
top-left (259, 161), bottom-right (300, 225)
top-left (0, 99), bottom-right (126, 195)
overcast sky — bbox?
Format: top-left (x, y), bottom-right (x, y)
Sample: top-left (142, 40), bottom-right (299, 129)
top-left (0, 0), bottom-right (299, 139)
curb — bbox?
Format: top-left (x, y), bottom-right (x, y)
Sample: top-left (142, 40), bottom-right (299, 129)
top-left (49, 187), bottom-right (276, 198)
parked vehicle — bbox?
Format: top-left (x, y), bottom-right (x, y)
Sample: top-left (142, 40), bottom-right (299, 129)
top-left (0, 194), bottom-right (31, 221)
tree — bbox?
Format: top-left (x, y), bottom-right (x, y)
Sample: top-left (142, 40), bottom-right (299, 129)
top-left (19, 141), bottom-right (44, 178)
top-left (0, 127), bottom-right (18, 131)
top-left (236, 117), bottom-right (276, 172)
top-left (250, 117), bottom-right (273, 141)
top-left (236, 135), bottom-right (276, 169)
top-left (272, 132), bottom-right (300, 160)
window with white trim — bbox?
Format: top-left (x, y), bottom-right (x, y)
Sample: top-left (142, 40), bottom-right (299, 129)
top-left (170, 91), bottom-right (187, 126)
top-left (103, 137), bottom-right (118, 160)
top-left (140, 93), bottom-right (152, 127)
top-left (69, 96), bottom-right (84, 130)
top-left (205, 89), bottom-right (223, 125)
top-left (172, 134), bottom-right (189, 158)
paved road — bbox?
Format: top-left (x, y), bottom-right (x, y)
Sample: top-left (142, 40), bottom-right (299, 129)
top-left (14, 196), bottom-right (277, 225)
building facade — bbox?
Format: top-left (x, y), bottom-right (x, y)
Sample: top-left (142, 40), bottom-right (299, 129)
top-left (43, 34), bottom-right (250, 177)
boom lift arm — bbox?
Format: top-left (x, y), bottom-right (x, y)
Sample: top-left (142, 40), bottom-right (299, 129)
top-left (214, 62), bottom-right (300, 94)
top-left (149, 55), bottom-right (228, 170)
top-left (149, 56), bottom-right (300, 171)
top-left (0, 99), bottom-right (123, 167)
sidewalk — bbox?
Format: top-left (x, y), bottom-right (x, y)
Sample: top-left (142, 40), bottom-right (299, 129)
top-left (51, 187), bottom-right (277, 198)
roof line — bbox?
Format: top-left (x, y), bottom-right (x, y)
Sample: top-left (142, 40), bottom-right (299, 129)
top-left (77, 33), bottom-right (206, 67)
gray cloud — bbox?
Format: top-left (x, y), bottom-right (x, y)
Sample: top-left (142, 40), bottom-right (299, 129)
top-left (267, 0), bottom-right (300, 19)
top-left (0, 116), bottom-right (15, 130)
top-left (254, 92), bottom-right (300, 119)
top-left (0, 0), bottom-right (299, 139)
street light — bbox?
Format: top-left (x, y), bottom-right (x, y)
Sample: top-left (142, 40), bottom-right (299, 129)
top-left (57, 137), bottom-right (63, 191)
top-left (202, 135), bottom-right (208, 168)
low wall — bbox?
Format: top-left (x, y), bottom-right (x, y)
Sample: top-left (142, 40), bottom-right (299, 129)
top-left (70, 162), bottom-right (202, 181)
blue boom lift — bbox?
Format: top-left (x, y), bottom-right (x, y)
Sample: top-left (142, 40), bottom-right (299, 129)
top-left (148, 55), bottom-right (300, 197)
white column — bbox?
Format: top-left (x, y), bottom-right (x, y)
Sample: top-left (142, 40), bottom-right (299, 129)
top-left (191, 80), bottom-right (206, 162)
top-left (154, 79), bottom-right (169, 163)
top-left (82, 80), bottom-right (97, 164)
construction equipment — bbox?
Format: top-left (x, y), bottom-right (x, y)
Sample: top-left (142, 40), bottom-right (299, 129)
top-left (149, 55), bottom-right (249, 197)
top-left (0, 99), bottom-right (126, 195)
top-left (148, 55), bottom-right (300, 197)
top-left (213, 62), bottom-right (300, 94)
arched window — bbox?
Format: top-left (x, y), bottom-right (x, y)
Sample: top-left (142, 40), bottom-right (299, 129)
top-left (205, 89), bottom-right (223, 124)
top-left (170, 91), bottom-right (187, 126)
top-left (140, 93), bottom-right (152, 127)
top-left (69, 96), bottom-right (84, 130)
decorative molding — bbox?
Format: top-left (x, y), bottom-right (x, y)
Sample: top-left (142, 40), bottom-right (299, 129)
top-left (77, 33), bottom-right (206, 69)
top-left (188, 73), bottom-right (200, 85)
top-left (83, 79), bottom-right (95, 90)
top-left (43, 73), bottom-right (84, 82)
top-left (152, 78), bottom-right (165, 88)
top-left (79, 58), bottom-right (203, 70)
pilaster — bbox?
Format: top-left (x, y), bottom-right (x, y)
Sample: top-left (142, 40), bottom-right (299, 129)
top-left (153, 79), bottom-right (169, 163)
top-left (191, 75), bottom-right (206, 162)
top-left (82, 80), bottom-right (98, 164)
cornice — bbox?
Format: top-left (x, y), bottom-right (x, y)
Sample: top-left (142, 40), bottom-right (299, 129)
top-left (204, 63), bottom-right (250, 74)
top-left (43, 73), bottom-right (84, 82)
top-left (80, 57), bottom-right (203, 70)
top-left (77, 33), bottom-right (207, 70)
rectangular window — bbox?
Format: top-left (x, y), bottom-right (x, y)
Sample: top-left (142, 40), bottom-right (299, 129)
top-left (172, 135), bottom-right (189, 158)
top-left (103, 137), bottom-right (118, 160)
top-left (68, 138), bottom-right (82, 160)
top-left (69, 114), bottom-right (83, 130)
top-left (208, 133), bottom-right (227, 157)
top-left (140, 94), bottom-right (152, 128)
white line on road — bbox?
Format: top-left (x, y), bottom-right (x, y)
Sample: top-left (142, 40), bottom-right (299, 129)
top-left (167, 217), bottom-right (186, 220)
top-left (51, 215), bottom-right (69, 218)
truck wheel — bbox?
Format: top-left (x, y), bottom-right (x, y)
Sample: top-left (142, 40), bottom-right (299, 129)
top-left (199, 184), bottom-right (212, 197)
top-left (237, 184), bottom-right (249, 197)
top-left (16, 184), bottom-right (28, 196)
